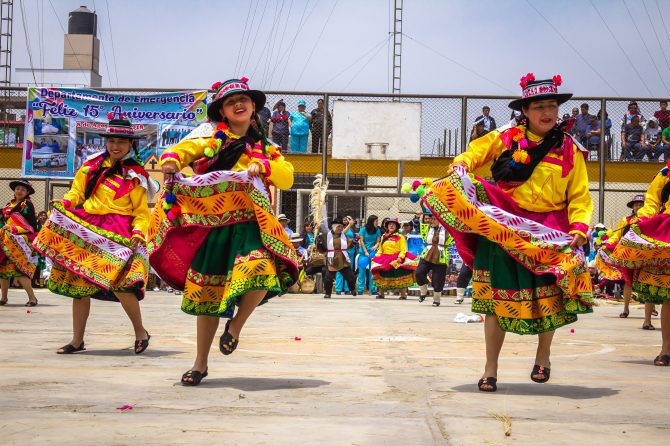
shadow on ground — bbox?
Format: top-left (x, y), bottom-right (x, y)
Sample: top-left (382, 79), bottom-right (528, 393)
top-left (187, 377), bottom-right (331, 391)
top-left (451, 383), bottom-right (619, 399)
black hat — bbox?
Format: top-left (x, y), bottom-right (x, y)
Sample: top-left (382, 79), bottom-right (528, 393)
top-left (384, 217), bottom-right (400, 231)
top-left (98, 118), bottom-right (142, 139)
top-left (508, 73), bottom-right (572, 111)
top-left (330, 216), bottom-right (344, 226)
top-left (627, 194), bottom-right (645, 208)
top-left (207, 77), bottom-right (266, 122)
top-left (9, 179), bottom-right (35, 195)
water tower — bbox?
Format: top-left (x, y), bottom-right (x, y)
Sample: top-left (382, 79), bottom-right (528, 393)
top-left (63, 6), bottom-right (100, 76)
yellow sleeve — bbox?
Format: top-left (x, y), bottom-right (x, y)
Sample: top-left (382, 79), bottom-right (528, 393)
top-left (159, 137), bottom-right (209, 170)
top-left (398, 235), bottom-right (408, 259)
top-left (606, 216), bottom-right (630, 245)
top-left (637, 173), bottom-right (669, 218)
top-left (266, 154), bottom-right (294, 190)
top-left (452, 129), bottom-right (505, 171)
top-left (128, 183), bottom-right (150, 239)
top-left (63, 166), bottom-right (87, 207)
top-left (566, 147), bottom-right (593, 237)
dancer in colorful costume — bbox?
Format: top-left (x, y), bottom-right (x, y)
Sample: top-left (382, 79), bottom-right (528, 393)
top-left (599, 195), bottom-right (657, 327)
top-left (416, 211), bottom-right (453, 307)
top-left (150, 78), bottom-right (299, 386)
top-left (371, 218), bottom-right (418, 299)
top-left (0, 180), bottom-right (39, 306)
top-left (599, 167), bottom-right (670, 366)
top-left (34, 117), bottom-right (157, 354)
top-left (316, 216), bottom-right (356, 299)
top-left (423, 73), bottom-right (594, 391)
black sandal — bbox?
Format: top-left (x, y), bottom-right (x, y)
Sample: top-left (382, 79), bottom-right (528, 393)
top-left (531, 365), bottom-right (551, 383)
top-left (478, 377), bottom-right (497, 392)
top-left (0, 299), bottom-right (7, 306)
top-left (642, 323), bottom-right (656, 330)
top-left (654, 355), bottom-right (670, 366)
top-left (418, 295), bottom-right (427, 303)
top-left (181, 368), bottom-right (208, 386)
top-left (25, 299), bottom-right (38, 307)
top-left (134, 332), bottom-right (151, 354)
top-left (619, 311), bottom-right (629, 318)
top-left (57, 342), bottom-right (86, 354)
top-left (219, 319), bottom-right (238, 355)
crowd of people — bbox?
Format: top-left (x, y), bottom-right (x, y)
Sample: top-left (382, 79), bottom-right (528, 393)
top-left (2, 74), bottom-right (668, 395)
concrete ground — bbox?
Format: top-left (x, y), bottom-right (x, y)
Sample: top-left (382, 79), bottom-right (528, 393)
top-left (0, 288), bottom-right (668, 446)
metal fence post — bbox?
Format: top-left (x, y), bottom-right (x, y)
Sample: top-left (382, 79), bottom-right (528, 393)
top-left (598, 98), bottom-right (606, 223)
top-left (460, 97), bottom-right (468, 152)
top-left (321, 93), bottom-right (329, 182)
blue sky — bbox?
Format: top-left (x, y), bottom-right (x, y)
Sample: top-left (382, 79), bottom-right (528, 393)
top-left (11, 0), bottom-right (670, 97)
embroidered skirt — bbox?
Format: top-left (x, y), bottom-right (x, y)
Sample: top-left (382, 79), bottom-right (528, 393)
top-left (33, 202), bottom-right (148, 301)
top-left (600, 213), bottom-right (670, 304)
top-left (371, 252), bottom-right (418, 290)
top-left (423, 169), bottom-right (593, 335)
top-left (148, 171), bottom-right (299, 318)
top-left (0, 227), bottom-right (37, 279)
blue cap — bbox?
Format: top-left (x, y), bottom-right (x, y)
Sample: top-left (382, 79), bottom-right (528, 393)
top-left (298, 100), bottom-right (306, 106)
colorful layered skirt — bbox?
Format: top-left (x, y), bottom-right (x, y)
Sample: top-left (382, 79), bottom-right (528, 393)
top-left (148, 171), bottom-right (299, 318)
top-left (33, 202), bottom-right (148, 301)
top-left (0, 221), bottom-right (37, 279)
top-left (371, 252), bottom-right (418, 290)
top-left (423, 168), bottom-right (593, 335)
top-left (598, 213), bottom-right (670, 304)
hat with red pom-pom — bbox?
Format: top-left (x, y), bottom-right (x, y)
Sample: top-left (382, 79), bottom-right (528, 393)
top-left (207, 77), bottom-right (266, 122)
top-left (508, 73), bottom-right (572, 111)
top-left (99, 113), bottom-right (141, 139)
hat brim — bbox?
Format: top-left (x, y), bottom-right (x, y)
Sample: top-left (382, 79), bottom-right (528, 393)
top-left (384, 221), bottom-right (400, 230)
top-left (627, 200), bottom-right (644, 208)
top-left (207, 90), bottom-right (267, 122)
top-left (98, 132), bottom-right (142, 139)
top-left (9, 180), bottom-right (35, 195)
top-left (508, 93), bottom-right (573, 111)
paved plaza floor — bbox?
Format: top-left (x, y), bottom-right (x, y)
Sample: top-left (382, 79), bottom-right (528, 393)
top-left (0, 288), bottom-right (668, 445)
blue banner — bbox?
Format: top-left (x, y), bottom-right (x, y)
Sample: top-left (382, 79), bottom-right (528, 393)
top-left (22, 87), bottom-right (208, 178)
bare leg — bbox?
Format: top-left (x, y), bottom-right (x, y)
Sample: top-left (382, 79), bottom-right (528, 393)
top-left (400, 288), bottom-right (408, 299)
top-left (481, 314), bottom-right (506, 389)
top-left (223, 290), bottom-right (267, 351)
top-left (0, 278), bottom-right (8, 302)
top-left (16, 276), bottom-right (37, 304)
top-left (533, 330), bottom-right (555, 379)
top-left (622, 284), bottom-right (632, 316)
top-left (660, 302), bottom-right (670, 357)
top-left (115, 292), bottom-right (148, 351)
top-left (57, 297), bottom-right (90, 352)
top-left (644, 302), bottom-right (654, 328)
top-left (184, 315), bottom-right (220, 381)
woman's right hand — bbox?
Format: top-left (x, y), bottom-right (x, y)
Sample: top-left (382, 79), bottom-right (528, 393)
top-left (162, 161), bottom-right (178, 178)
top-left (448, 162), bottom-right (468, 174)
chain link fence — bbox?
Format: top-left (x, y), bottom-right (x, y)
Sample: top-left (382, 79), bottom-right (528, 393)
top-left (1, 86), bottom-right (665, 233)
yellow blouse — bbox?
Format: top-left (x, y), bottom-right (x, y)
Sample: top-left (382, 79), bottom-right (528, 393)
top-left (379, 234), bottom-right (407, 258)
top-left (453, 128), bottom-right (592, 237)
top-left (63, 158), bottom-right (150, 239)
top-left (159, 135), bottom-right (294, 190)
top-left (637, 172), bottom-right (670, 218)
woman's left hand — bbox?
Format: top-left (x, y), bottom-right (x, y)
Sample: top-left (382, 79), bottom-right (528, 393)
top-left (248, 162), bottom-right (262, 177)
top-left (569, 233), bottom-right (586, 249)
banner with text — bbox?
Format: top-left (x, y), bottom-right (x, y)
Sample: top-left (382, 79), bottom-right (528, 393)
top-left (22, 87), bottom-right (208, 178)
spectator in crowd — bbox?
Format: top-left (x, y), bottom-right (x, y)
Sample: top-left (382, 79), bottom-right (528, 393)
top-left (643, 117), bottom-right (663, 161)
top-left (277, 214), bottom-right (293, 237)
top-left (470, 118), bottom-right (487, 142)
top-left (572, 103), bottom-right (593, 145)
top-left (412, 211), bottom-right (422, 232)
top-left (310, 99), bottom-right (332, 154)
top-left (288, 100), bottom-right (311, 154)
top-left (474, 106), bottom-right (497, 134)
top-left (621, 115), bottom-right (650, 160)
top-left (357, 215), bottom-right (381, 296)
top-left (561, 113), bottom-right (576, 132)
top-left (585, 115), bottom-right (602, 153)
top-left (661, 119), bottom-right (670, 161)
top-left (653, 100), bottom-right (670, 130)
top-left (258, 105), bottom-right (271, 134)
top-left (335, 216), bottom-right (357, 295)
top-left (621, 101), bottom-right (645, 130)
top-left (271, 100), bottom-right (290, 151)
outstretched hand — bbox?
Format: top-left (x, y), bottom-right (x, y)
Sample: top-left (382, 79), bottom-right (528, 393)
top-left (448, 162), bottom-right (468, 175)
top-left (569, 233), bottom-right (586, 250)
